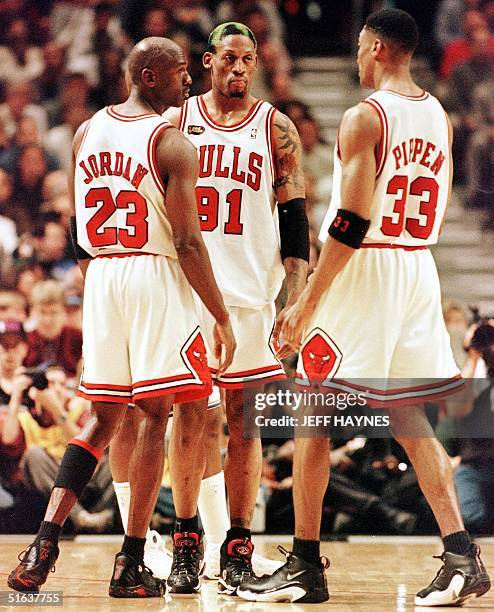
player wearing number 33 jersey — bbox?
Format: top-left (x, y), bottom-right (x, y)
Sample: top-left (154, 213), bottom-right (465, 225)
top-left (299, 62), bottom-right (461, 404)
top-left (74, 108), bottom-right (212, 403)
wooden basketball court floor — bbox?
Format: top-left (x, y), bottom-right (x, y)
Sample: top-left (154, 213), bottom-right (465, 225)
top-left (0, 535), bottom-right (493, 610)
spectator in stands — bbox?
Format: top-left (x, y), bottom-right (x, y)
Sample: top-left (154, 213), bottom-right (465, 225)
top-left (445, 28), bottom-right (494, 182)
top-left (298, 117), bottom-right (332, 221)
top-left (0, 116), bottom-right (60, 175)
top-left (447, 323), bottom-right (494, 532)
top-left (0, 17), bottom-right (44, 83)
top-left (31, 213), bottom-right (74, 280)
top-left (54, 73), bottom-right (94, 129)
top-left (45, 105), bottom-right (90, 171)
top-left (92, 47), bottom-right (126, 107)
top-left (443, 301), bottom-right (469, 367)
top-left (24, 280), bottom-right (82, 378)
top-left (0, 79), bottom-right (47, 141)
top-left (0, 354), bottom-right (114, 533)
top-left (42, 170), bottom-right (69, 204)
top-left (216, 0), bottom-right (286, 42)
top-left (440, 9), bottom-right (494, 78)
top-left (35, 41), bottom-right (66, 110)
top-left (0, 168), bottom-right (31, 237)
top-left (435, 0), bottom-right (480, 51)
top-left (142, 7), bottom-right (174, 39)
top-left (12, 144), bottom-right (50, 225)
top-left (464, 68), bottom-right (494, 224)
top-left (0, 291), bottom-right (27, 323)
top-left (14, 261), bottom-right (46, 301)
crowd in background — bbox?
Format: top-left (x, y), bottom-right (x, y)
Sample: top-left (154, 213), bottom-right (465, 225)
top-left (0, 0), bottom-right (493, 536)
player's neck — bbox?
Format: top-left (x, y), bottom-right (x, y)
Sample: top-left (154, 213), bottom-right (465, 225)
top-left (374, 65), bottom-right (422, 97)
top-left (114, 91), bottom-right (165, 117)
top-left (203, 90), bottom-right (257, 125)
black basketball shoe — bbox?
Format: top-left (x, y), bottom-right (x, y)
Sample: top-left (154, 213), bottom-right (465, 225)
top-left (217, 536), bottom-right (257, 596)
top-left (415, 543), bottom-right (491, 606)
top-left (109, 552), bottom-right (166, 598)
top-left (7, 539), bottom-right (59, 593)
top-left (167, 531), bottom-right (203, 596)
top-left (237, 546), bottom-right (330, 603)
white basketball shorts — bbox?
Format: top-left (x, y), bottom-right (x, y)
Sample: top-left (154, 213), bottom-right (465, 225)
top-left (295, 247), bottom-right (462, 406)
top-left (78, 253), bottom-right (212, 404)
top-left (194, 299), bottom-right (285, 388)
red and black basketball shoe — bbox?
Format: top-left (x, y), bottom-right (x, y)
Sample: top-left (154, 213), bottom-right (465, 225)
top-left (109, 552), bottom-right (166, 598)
top-left (217, 536), bottom-right (257, 596)
top-left (7, 539), bottom-right (59, 593)
top-left (167, 530), bottom-right (204, 596)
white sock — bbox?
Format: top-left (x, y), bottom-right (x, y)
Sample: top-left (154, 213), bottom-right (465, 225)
top-left (198, 471), bottom-right (230, 545)
top-left (113, 481), bottom-right (152, 540)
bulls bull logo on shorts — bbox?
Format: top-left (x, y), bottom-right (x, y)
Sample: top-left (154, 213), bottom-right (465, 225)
top-left (181, 327), bottom-right (209, 382)
top-left (298, 328), bottom-right (342, 387)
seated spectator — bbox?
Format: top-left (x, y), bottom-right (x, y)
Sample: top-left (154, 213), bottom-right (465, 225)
top-left (0, 340), bottom-right (114, 532)
top-left (0, 116), bottom-right (60, 176)
top-left (31, 213), bottom-right (75, 280)
top-left (440, 9), bottom-right (494, 78)
top-left (0, 17), bottom-right (44, 83)
top-left (92, 47), bottom-right (126, 108)
top-left (446, 323), bottom-right (494, 532)
top-left (434, 0), bottom-right (480, 52)
top-left (445, 28), bottom-right (494, 182)
top-left (14, 261), bottom-right (46, 301)
top-left (35, 41), bottom-right (66, 110)
top-left (12, 144), bottom-right (52, 226)
top-left (45, 105), bottom-right (90, 171)
top-left (0, 79), bottom-right (48, 141)
top-left (0, 291), bottom-right (27, 323)
top-left (464, 73), bottom-right (494, 224)
top-left (24, 280), bottom-right (82, 378)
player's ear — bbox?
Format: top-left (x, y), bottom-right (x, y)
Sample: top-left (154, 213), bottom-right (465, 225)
top-left (203, 51), bottom-right (213, 70)
top-left (141, 68), bottom-right (156, 88)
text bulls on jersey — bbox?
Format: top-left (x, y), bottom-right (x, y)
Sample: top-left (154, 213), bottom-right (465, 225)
top-left (198, 144), bottom-right (263, 191)
top-left (79, 152), bottom-right (149, 189)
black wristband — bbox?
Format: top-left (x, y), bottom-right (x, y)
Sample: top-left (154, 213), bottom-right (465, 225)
top-left (328, 208), bottom-right (370, 249)
top-left (278, 198), bottom-right (310, 262)
top-left (69, 216), bottom-right (92, 261)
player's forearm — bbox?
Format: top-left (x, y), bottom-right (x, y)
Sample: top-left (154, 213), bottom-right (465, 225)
top-left (175, 239), bottom-right (229, 324)
top-left (283, 257), bottom-right (308, 307)
top-left (298, 237), bottom-right (355, 311)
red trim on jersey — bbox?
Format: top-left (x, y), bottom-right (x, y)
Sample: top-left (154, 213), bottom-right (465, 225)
top-left (76, 119), bottom-right (93, 162)
top-left (329, 374), bottom-right (463, 395)
top-left (294, 374), bottom-right (464, 408)
top-left (77, 390), bottom-right (131, 403)
top-left (147, 122), bottom-right (173, 196)
top-left (210, 364), bottom-right (285, 378)
top-left (95, 251), bottom-right (159, 258)
top-left (197, 96), bottom-right (264, 132)
top-left (178, 98), bottom-right (188, 132)
top-left (363, 98), bottom-right (388, 178)
top-left (106, 106), bottom-right (159, 121)
top-left (132, 381), bottom-right (212, 404)
top-left (80, 381), bottom-right (132, 390)
top-left (132, 373), bottom-right (198, 389)
top-left (382, 89), bottom-right (429, 101)
top-left (360, 243), bottom-right (429, 250)
top-left (69, 438), bottom-right (103, 461)
top-left (267, 107), bottom-right (276, 186)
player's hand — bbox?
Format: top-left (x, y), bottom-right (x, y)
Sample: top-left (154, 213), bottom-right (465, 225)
top-left (280, 300), bottom-right (314, 353)
top-left (273, 306), bottom-right (294, 359)
top-left (213, 318), bottom-right (236, 376)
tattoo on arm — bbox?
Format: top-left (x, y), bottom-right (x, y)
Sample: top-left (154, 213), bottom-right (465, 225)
top-left (274, 115), bottom-right (304, 194)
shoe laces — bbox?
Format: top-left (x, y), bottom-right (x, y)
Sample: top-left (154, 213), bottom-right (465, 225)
top-left (173, 545), bottom-right (198, 575)
top-left (17, 544), bottom-right (56, 573)
top-left (277, 545), bottom-right (330, 570)
top-left (227, 550), bottom-right (253, 579)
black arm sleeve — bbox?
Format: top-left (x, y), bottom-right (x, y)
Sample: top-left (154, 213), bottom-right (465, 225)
top-left (69, 216), bottom-right (92, 261)
top-left (278, 198), bottom-right (310, 262)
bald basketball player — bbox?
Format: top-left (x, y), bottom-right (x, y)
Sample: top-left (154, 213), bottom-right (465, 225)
top-left (8, 37), bottom-right (235, 598)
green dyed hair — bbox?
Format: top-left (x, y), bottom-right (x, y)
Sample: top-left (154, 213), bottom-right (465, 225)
top-left (207, 22), bottom-right (257, 53)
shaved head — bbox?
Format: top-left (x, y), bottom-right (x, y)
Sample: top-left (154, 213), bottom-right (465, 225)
top-left (127, 36), bottom-right (183, 86)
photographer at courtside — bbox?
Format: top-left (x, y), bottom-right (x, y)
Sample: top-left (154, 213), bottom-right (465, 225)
top-left (0, 320), bottom-right (114, 532)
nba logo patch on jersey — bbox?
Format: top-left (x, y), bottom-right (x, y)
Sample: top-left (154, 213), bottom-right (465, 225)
top-left (188, 125), bottom-right (205, 135)
top-left (250, 128), bottom-right (257, 139)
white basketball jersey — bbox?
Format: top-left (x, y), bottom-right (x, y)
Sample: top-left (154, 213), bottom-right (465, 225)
top-left (320, 90), bottom-right (450, 247)
top-left (75, 106), bottom-right (177, 258)
top-left (179, 95), bottom-right (284, 308)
